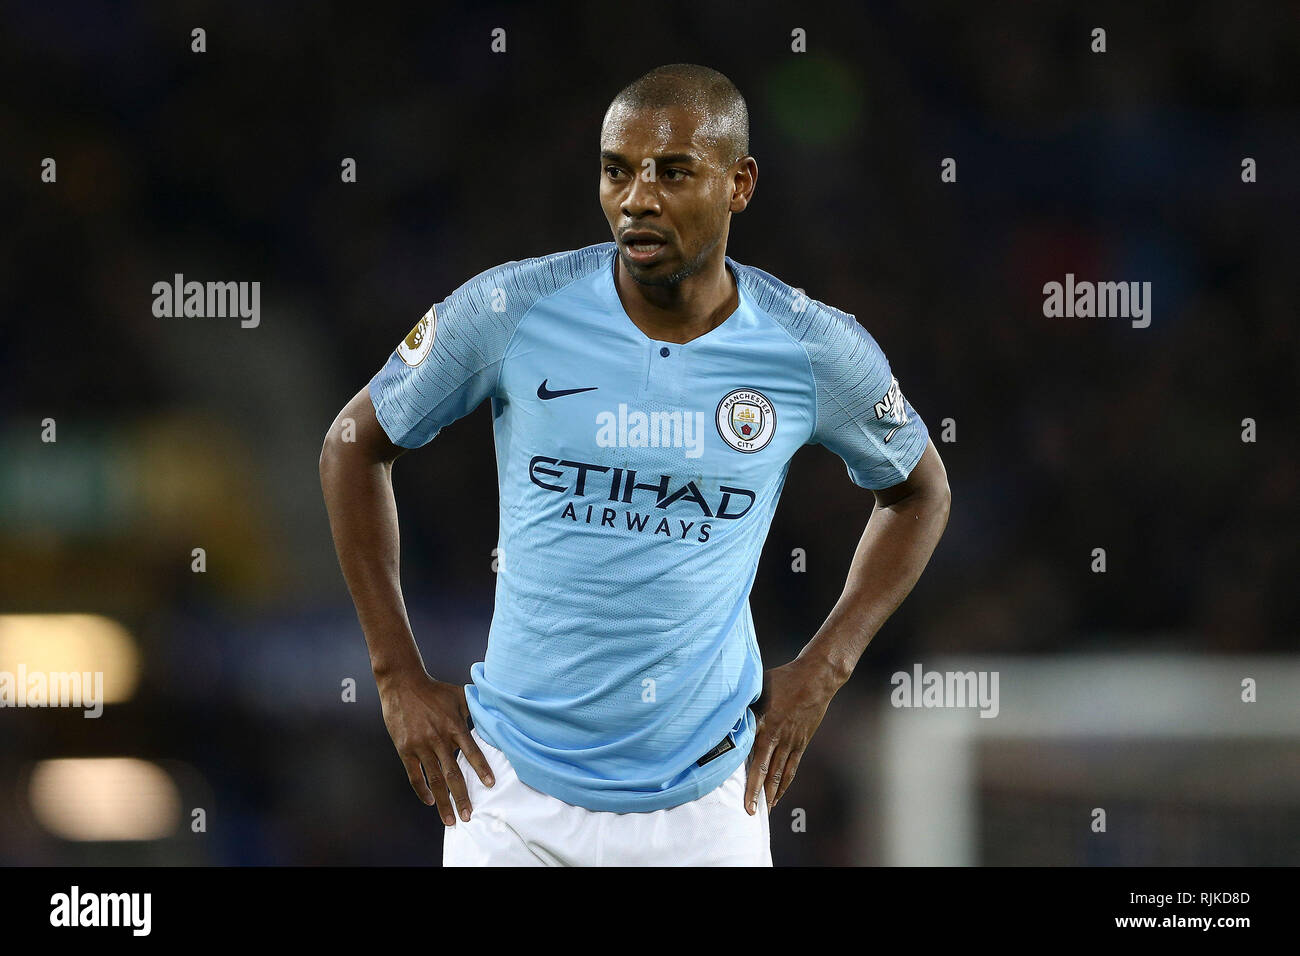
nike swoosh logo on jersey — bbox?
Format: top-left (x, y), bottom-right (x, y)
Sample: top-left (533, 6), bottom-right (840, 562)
top-left (884, 424), bottom-right (905, 443)
top-left (537, 380), bottom-right (598, 400)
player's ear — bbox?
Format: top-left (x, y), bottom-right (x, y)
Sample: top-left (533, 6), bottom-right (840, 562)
top-left (730, 157), bottom-right (757, 212)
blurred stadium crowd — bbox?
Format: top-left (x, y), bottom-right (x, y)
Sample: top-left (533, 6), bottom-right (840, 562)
top-left (1, 2), bottom-right (1296, 864)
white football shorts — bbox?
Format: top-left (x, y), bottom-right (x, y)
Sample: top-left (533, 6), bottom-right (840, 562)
top-left (443, 727), bottom-right (772, 866)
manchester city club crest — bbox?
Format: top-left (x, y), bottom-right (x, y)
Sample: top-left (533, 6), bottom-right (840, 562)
top-left (716, 388), bottom-right (776, 453)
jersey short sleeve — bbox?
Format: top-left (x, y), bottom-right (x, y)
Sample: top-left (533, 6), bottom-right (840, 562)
top-left (805, 305), bottom-right (930, 490)
top-left (368, 261), bottom-right (532, 449)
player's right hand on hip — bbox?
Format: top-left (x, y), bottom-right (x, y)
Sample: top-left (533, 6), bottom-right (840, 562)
top-left (376, 671), bottom-right (495, 825)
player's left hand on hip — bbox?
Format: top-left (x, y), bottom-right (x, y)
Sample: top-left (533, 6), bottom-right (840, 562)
top-left (744, 658), bottom-right (839, 815)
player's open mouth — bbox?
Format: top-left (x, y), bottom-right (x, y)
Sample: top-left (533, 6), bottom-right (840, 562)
top-left (622, 237), bottom-right (667, 262)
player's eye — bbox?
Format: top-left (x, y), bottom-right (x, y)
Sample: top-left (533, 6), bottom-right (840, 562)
top-left (604, 166), bottom-right (626, 180)
top-left (661, 168), bottom-right (687, 181)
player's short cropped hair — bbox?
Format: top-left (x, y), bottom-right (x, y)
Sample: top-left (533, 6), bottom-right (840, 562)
top-left (605, 63), bottom-right (750, 167)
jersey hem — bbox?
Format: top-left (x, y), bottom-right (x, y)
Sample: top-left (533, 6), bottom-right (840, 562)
top-left (855, 421), bottom-right (929, 490)
top-left (467, 697), bottom-right (751, 813)
top-left (368, 381), bottom-right (426, 449)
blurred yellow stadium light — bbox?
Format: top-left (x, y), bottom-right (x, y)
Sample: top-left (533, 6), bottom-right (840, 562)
top-left (29, 757), bottom-right (181, 841)
top-left (0, 614), bottom-right (140, 704)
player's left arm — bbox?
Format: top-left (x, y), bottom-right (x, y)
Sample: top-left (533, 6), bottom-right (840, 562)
top-left (745, 438), bottom-right (951, 814)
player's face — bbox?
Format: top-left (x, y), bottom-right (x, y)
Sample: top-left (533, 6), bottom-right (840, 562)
top-left (599, 105), bottom-right (740, 287)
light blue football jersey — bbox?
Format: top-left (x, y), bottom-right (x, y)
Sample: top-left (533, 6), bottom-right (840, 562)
top-left (369, 242), bottom-right (929, 812)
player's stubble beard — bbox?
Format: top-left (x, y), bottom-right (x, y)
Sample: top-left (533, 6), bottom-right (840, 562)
top-left (619, 231), bottom-right (723, 290)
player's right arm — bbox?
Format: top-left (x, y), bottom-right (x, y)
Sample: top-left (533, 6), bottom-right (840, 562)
top-left (318, 385), bottom-right (494, 825)
top-left (323, 255), bottom-right (552, 820)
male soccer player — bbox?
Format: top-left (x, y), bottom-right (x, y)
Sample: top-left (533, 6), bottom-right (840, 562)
top-left (320, 64), bottom-right (950, 866)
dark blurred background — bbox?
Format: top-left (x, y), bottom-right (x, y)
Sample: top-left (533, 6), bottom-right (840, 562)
top-left (1, 0), bottom-right (1297, 865)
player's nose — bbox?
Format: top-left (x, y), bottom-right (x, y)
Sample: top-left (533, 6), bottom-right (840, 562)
top-left (621, 172), bottom-right (662, 216)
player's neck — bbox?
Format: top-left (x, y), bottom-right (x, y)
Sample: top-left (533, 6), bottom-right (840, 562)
top-left (614, 255), bottom-right (739, 345)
